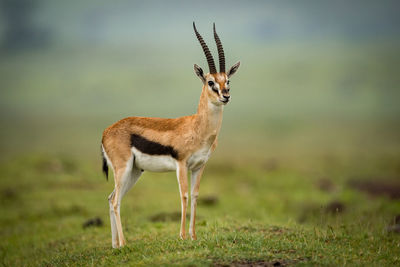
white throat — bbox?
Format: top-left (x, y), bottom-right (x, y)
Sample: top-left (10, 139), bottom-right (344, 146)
top-left (206, 100), bottom-right (224, 133)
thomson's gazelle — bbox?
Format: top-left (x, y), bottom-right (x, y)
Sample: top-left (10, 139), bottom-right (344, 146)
top-left (101, 23), bottom-right (240, 248)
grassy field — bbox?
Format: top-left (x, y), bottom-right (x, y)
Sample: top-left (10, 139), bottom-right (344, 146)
top-left (0, 144), bottom-right (399, 266)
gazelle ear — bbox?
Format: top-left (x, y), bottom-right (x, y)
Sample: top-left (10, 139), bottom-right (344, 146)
top-left (227, 61), bottom-right (240, 78)
top-left (194, 64), bottom-right (206, 84)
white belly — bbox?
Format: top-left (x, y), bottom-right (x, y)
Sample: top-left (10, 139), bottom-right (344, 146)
top-left (131, 147), bottom-right (177, 172)
top-left (188, 146), bottom-right (212, 170)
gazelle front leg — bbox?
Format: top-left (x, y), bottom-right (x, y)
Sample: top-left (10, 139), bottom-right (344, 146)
top-left (176, 161), bottom-right (189, 239)
top-left (189, 165), bottom-right (205, 240)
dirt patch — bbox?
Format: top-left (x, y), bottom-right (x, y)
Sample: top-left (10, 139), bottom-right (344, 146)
top-left (325, 200), bottom-right (345, 214)
top-left (395, 214), bottom-right (400, 225)
top-left (0, 187), bottom-right (19, 201)
top-left (83, 217), bottom-right (103, 228)
top-left (149, 211), bottom-right (188, 222)
top-left (387, 224), bottom-right (400, 233)
top-left (349, 178), bottom-right (400, 199)
top-left (214, 259), bottom-right (298, 267)
top-left (198, 195), bottom-right (219, 206)
top-left (316, 177), bottom-right (335, 192)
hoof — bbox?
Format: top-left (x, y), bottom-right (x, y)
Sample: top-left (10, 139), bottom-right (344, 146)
top-left (180, 233), bottom-right (186, 240)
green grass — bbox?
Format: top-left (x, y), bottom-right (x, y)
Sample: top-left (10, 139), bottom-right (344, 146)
top-left (1, 153), bottom-right (399, 266)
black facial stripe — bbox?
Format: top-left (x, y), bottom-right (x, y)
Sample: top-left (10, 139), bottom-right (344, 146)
top-left (212, 87), bottom-right (219, 94)
top-left (130, 134), bottom-right (179, 159)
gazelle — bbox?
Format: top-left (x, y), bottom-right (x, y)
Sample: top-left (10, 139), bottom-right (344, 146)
top-left (101, 23), bottom-right (240, 248)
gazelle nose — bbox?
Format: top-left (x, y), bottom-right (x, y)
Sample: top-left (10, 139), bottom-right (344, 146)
top-left (223, 95), bottom-right (230, 99)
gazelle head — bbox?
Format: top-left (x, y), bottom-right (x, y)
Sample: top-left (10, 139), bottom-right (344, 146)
top-left (193, 22), bottom-right (240, 106)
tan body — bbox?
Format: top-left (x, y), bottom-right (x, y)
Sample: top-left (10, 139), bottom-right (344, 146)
top-left (101, 23), bottom-right (240, 248)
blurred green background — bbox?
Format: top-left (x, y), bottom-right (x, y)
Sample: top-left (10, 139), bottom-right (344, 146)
top-left (1, 0), bottom-right (399, 161)
top-left (1, 1), bottom-right (400, 265)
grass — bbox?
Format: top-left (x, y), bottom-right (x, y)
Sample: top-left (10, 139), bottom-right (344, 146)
top-left (0, 152), bottom-right (399, 266)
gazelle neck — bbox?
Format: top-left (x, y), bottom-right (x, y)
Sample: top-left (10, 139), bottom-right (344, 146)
top-left (195, 86), bottom-right (224, 138)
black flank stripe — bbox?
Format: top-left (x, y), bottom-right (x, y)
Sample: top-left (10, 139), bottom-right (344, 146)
top-left (130, 134), bottom-right (179, 159)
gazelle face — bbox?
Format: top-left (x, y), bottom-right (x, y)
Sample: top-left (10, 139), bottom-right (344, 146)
top-left (194, 62), bottom-right (240, 106)
top-left (206, 73), bottom-right (230, 106)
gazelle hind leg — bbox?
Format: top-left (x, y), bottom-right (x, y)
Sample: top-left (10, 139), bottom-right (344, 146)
top-left (108, 189), bottom-right (119, 248)
top-left (109, 168), bottom-right (127, 248)
top-left (111, 156), bottom-right (142, 248)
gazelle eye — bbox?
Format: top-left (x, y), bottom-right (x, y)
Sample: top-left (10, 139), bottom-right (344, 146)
top-left (208, 81), bottom-right (214, 87)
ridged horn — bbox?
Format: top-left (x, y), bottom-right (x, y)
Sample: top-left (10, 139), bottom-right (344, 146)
top-left (213, 23), bottom-right (225, 73)
top-left (193, 22), bottom-right (217, 74)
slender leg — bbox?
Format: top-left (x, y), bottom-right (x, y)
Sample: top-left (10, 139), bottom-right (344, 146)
top-left (108, 189), bottom-right (118, 248)
top-left (110, 162), bottom-right (142, 248)
top-left (176, 162), bottom-right (189, 239)
top-left (189, 165), bottom-right (205, 240)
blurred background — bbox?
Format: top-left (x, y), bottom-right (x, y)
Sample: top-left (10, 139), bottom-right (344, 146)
top-left (0, 0), bottom-right (399, 162)
top-left (1, 1), bottom-right (400, 264)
